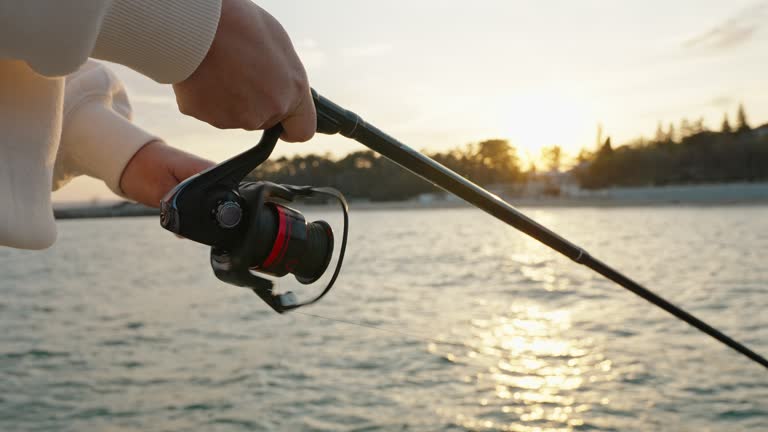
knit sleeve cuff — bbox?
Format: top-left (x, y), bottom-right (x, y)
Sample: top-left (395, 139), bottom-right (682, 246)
top-left (92, 0), bottom-right (222, 84)
top-left (60, 101), bottom-right (156, 196)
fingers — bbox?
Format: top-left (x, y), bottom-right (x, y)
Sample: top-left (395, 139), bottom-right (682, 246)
top-left (171, 1), bottom-right (316, 142)
top-left (279, 89), bottom-right (317, 143)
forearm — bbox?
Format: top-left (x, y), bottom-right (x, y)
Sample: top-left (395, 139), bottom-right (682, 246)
top-left (0, 0), bottom-right (221, 83)
top-left (93, 0), bottom-right (221, 83)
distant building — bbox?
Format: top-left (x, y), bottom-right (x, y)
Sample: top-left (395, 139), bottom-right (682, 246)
top-left (753, 123), bottom-right (768, 138)
top-left (484, 183), bottom-right (525, 198)
top-left (523, 171), bottom-right (575, 197)
top-left (415, 191), bottom-right (462, 204)
top-left (416, 193), bottom-right (438, 204)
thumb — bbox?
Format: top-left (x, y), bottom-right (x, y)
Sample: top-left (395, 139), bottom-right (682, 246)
top-left (280, 89), bottom-right (317, 143)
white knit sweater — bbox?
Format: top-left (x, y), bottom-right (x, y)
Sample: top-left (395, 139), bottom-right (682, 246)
top-left (0, 0), bottom-right (222, 249)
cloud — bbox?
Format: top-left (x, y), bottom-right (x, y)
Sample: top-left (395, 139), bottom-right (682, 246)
top-left (684, 1), bottom-right (768, 51)
top-left (296, 38), bottom-right (328, 69)
top-left (709, 95), bottom-right (734, 108)
top-left (342, 43), bottom-right (393, 58)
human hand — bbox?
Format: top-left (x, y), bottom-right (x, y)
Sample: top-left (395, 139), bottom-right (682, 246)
top-left (120, 140), bottom-right (215, 208)
top-left (172, 0), bottom-right (315, 143)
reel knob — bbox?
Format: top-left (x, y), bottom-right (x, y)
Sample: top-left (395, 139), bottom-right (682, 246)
top-left (215, 201), bottom-right (242, 229)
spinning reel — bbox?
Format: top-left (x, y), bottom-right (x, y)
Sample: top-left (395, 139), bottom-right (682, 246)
top-left (160, 125), bottom-right (348, 313)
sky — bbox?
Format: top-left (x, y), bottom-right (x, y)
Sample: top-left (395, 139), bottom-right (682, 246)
top-left (53, 0), bottom-right (768, 202)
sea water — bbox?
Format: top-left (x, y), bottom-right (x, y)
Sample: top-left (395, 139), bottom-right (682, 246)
top-left (1, 206), bottom-right (767, 431)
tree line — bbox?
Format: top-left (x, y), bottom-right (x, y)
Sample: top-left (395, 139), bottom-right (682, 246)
top-left (250, 139), bottom-right (524, 201)
top-left (574, 104), bottom-right (768, 189)
top-left (250, 104), bottom-right (768, 200)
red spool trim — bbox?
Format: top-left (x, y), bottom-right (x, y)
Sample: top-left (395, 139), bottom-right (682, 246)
top-left (262, 206), bottom-right (288, 269)
top-left (276, 217), bottom-right (292, 266)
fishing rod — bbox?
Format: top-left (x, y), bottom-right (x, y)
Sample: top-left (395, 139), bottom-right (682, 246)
top-left (310, 90), bottom-right (768, 370)
top-left (159, 89), bottom-right (768, 370)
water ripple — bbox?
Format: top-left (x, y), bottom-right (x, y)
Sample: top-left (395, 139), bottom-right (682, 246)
top-left (1, 208), bottom-right (767, 431)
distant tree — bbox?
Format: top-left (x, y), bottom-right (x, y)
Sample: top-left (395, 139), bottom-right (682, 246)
top-left (541, 145), bottom-right (563, 173)
top-left (666, 123), bottom-right (676, 143)
top-left (680, 118), bottom-right (693, 138)
top-left (598, 137), bottom-right (613, 156)
top-left (694, 117), bottom-right (706, 134)
top-left (472, 139), bottom-right (521, 184)
top-left (736, 103), bottom-right (750, 133)
top-left (577, 148), bottom-right (592, 163)
top-left (525, 161), bottom-right (537, 182)
top-left (654, 122), bottom-right (666, 142)
top-left (595, 123), bottom-right (604, 149)
top-left (721, 113), bottom-right (732, 133)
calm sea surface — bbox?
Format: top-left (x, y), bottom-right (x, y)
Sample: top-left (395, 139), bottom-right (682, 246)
top-left (1, 206), bottom-right (767, 431)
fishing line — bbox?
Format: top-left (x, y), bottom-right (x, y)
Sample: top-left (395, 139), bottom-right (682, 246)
top-left (0, 255), bottom-right (38, 265)
top-left (295, 311), bottom-right (467, 349)
top-left (312, 90), bottom-right (768, 371)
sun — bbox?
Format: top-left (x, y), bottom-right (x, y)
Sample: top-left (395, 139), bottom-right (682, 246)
top-left (491, 91), bottom-right (596, 168)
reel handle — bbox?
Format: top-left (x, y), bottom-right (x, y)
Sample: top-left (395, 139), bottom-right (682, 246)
top-left (160, 126), bottom-right (283, 249)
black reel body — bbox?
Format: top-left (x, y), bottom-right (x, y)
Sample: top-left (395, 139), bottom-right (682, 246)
top-left (160, 126), bottom-right (348, 313)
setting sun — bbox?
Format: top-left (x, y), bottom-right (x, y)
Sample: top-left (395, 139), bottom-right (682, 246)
top-left (492, 91), bottom-right (597, 167)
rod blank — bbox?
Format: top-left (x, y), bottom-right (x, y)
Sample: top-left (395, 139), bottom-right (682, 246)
top-left (312, 89), bottom-right (768, 370)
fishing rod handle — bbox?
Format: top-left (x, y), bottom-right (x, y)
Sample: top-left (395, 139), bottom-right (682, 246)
top-left (313, 89), bottom-right (361, 137)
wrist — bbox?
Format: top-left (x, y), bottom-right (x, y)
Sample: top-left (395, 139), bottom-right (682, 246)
top-left (119, 140), bottom-right (166, 197)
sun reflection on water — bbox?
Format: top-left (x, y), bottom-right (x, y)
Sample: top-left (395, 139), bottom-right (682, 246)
top-left (429, 305), bottom-right (617, 431)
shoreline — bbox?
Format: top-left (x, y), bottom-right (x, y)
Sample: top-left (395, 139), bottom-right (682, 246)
top-left (54, 182), bottom-right (768, 219)
top-left (348, 197), bottom-right (768, 210)
top-left (54, 196), bottom-right (768, 220)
